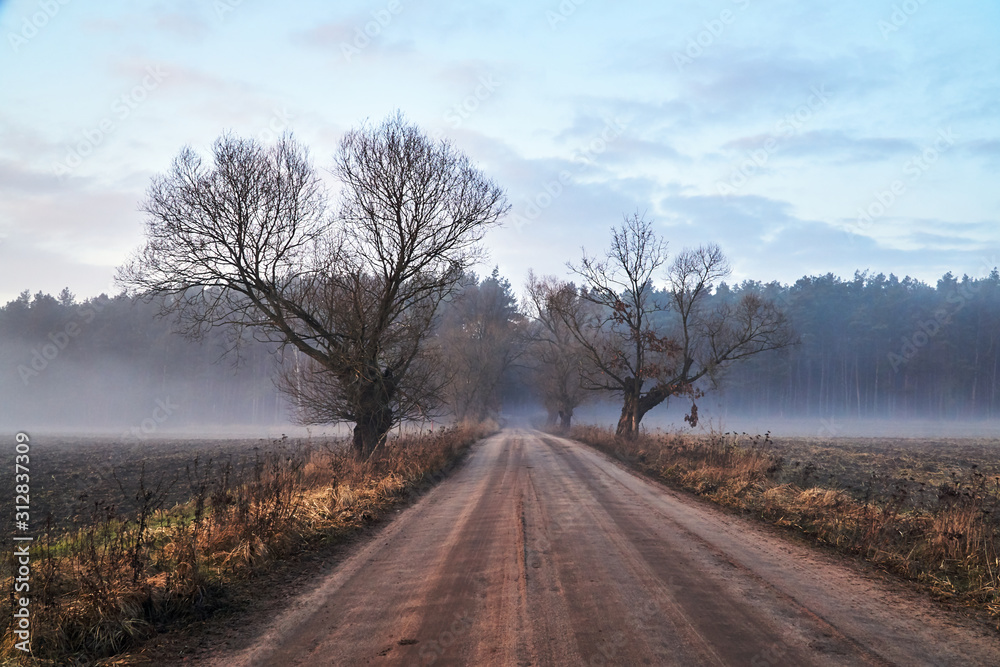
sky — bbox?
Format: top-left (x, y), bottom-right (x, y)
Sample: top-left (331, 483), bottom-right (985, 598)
top-left (1, 0), bottom-right (999, 305)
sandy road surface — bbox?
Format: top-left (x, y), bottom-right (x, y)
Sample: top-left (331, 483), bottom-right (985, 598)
top-left (208, 430), bottom-right (1000, 666)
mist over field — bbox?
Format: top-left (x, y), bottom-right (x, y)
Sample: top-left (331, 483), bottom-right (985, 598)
top-left (4, 269), bottom-right (1000, 441)
top-left (571, 401), bottom-right (1000, 439)
top-left (0, 294), bottom-right (287, 436)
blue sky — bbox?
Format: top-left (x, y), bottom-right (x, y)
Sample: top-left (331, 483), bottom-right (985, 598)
top-left (1, 0), bottom-right (998, 304)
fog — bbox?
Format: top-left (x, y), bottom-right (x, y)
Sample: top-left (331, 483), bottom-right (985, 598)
top-left (0, 292), bottom-right (295, 438)
top-left (3, 288), bottom-right (1000, 443)
top-left (1, 357), bottom-right (290, 437)
top-left (565, 400), bottom-right (1000, 439)
top-left (4, 360), bottom-right (999, 442)
top-left (4, 341), bottom-right (998, 444)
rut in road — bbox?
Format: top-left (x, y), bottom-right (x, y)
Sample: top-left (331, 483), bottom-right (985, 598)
top-left (209, 429), bottom-right (1000, 666)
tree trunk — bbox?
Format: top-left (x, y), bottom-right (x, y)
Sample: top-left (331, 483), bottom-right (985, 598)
top-left (615, 381), bottom-right (673, 439)
top-left (352, 405), bottom-right (394, 459)
top-left (615, 387), bottom-right (640, 438)
top-left (559, 408), bottom-right (572, 429)
top-left (351, 370), bottom-right (397, 459)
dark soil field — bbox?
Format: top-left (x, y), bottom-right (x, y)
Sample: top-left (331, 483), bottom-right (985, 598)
top-left (4, 431), bottom-right (999, 542)
top-left (0, 433), bottom-right (347, 537)
top-left (766, 435), bottom-right (1000, 511)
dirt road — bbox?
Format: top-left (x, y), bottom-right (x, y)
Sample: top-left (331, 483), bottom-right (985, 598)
top-left (209, 430), bottom-right (1000, 666)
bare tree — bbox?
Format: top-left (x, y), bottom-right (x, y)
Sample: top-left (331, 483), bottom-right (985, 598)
top-left (524, 272), bottom-right (589, 428)
top-left (556, 213), bottom-right (792, 438)
top-left (118, 114), bottom-right (509, 458)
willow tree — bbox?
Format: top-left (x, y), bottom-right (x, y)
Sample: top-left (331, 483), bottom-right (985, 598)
top-left (118, 113), bottom-right (509, 458)
top-left (553, 213), bottom-right (792, 438)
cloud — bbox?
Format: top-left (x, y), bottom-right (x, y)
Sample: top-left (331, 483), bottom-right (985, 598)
top-left (152, 11), bottom-right (211, 41)
top-left (299, 19), bottom-right (358, 47)
top-left (296, 9), bottom-right (417, 62)
top-left (657, 192), bottom-right (796, 240)
top-left (0, 159), bottom-right (70, 194)
top-left (553, 112), bottom-right (690, 165)
top-left (1, 0), bottom-right (997, 304)
top-left (0, 235), bottom-right (119, 305)
top-left (644, 191), bottom-right (997, 287)
top-left (75, 5), bottom-right (213, 44)
top-left (722, 130), bottom-right (919, 163)
top-left (0, 178), bottom-right (142, 253)
top-left (856, 217), bottom-right (1000, 252)
top-left (0, 156), bottom-right (144, 305)
top-left (963, 139), bottom-right (1000, 169)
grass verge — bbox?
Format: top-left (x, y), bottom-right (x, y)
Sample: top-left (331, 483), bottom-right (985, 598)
top-left (1, 422), bottom-right (495, 665)
top-left (563, 424), bottom-right (1000, 625)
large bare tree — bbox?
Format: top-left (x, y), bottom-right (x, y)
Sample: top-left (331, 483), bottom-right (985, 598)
top-left (553, 213), bottom-right (792, 437)
top-left (118, 114), bottom-right (509, 457)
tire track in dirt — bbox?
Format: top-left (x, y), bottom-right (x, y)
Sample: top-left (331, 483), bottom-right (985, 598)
top-left (540, 432), bottom-right (990, 666)
top-left (535, 434), bottom-right (861, 666)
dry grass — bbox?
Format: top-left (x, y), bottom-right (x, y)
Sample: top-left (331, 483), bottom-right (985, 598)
top-left (568, 425), bottom-right (1000, 623)
top-left (0, 422), bottom-right (495, 665)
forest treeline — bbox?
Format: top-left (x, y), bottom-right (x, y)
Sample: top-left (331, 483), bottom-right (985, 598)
top-left (0, 288), bottom-right (285, 429)
top-left (0, 271), bottom-right (529, 430)
top-left (2, 266), bottom-right (999, 430)
top-left (719, 269), bottom-right (1000, 420)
